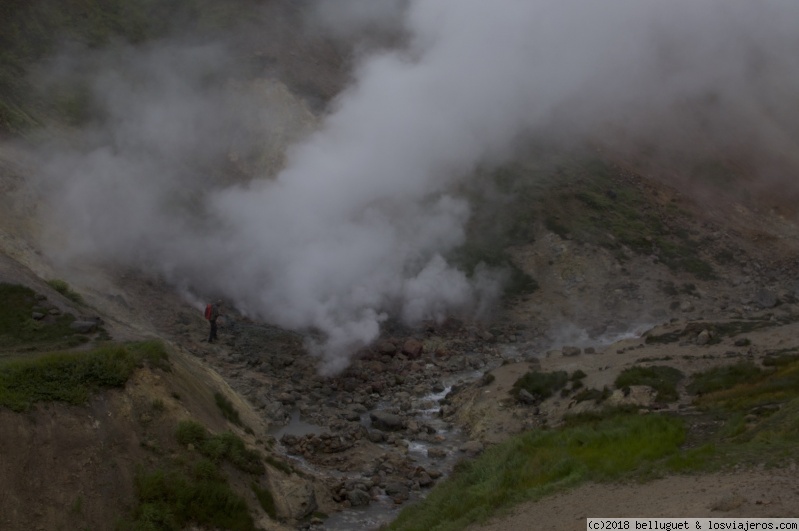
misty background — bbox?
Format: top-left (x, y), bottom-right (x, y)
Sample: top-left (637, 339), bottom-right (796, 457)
top-left (27, 0), bottom-right (799, 373)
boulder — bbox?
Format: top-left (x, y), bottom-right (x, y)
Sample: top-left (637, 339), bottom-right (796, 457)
top-left (370, 410), bottom-right (405, 431)
top-left (427, 447), bottom-right (448, 459)
top-left (753, 289), bottom-right (778, 309)
top-left (417, 472), bottom-right (433, 487)
top-left (376, 340), bottom-right (397, 355)
top-left (346, 488), bottom-right (371, 507)
top-left (562, 346), bottom-right (581, 357)
top-left (70, 320), bottom-right (97, 334)
top-left (265, 474), bottom-right (318, 521)
top-left (384, 480), bottom-right (409, 502)
top-left (696, 329), bottom-right (711, 346)
top-left (517, 389), bottom-right (536, 405)
top-left (459, 440), bottom-right (484, 457)
top-left (402, 339), bottom-right (424, 358)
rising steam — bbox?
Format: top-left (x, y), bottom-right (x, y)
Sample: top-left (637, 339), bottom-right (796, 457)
top-left (36, 0), bottom-right (799, 374)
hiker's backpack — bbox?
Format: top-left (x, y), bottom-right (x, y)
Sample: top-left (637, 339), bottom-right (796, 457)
top-left (204, 303), bottom-right (213, 320)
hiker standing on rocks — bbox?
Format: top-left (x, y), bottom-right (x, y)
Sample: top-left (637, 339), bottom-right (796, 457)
top-left (207, 299), bottom-right (222, 343)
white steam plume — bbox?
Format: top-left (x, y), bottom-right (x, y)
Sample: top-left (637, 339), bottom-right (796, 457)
top-left (38, 1), bottom-right (799, 374)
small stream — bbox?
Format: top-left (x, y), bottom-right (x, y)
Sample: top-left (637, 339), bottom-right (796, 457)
top-left (271, 370), bottom-right (484, 530)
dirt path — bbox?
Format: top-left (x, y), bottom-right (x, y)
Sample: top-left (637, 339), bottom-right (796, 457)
top-left (468, 469), bottom-right (799, 531)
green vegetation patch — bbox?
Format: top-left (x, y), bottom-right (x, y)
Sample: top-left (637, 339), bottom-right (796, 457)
top-left (214, 391), bottom-right (244, 427)
top-left (46, 279), bottom-right (83, 304)
top-left (122, 465), bottom-right (255, 531)
top-left (696, 359), bottom-right (799, 413)
top-left (512, 370), bottom-right (569, 401)
top-left (251, 481), bottom-right (277, 519)
top-left (573, 387), bottom-right (611, 404)
top-left (176, 420), bottom-right (264, 475)
top-left (388, 413), bottom-right (685, 531)
top-left (0, 283), bottom-right (84, 352)
top-left (0, 340), bottom-right (169, 411)
top-left (615, 365), bottom-right (684, 402)
top-left (762, 349), bottom-right (799, 368)
top-left (687, 362), bottom-right (765, 396)
top-left (535, 159), bottom-right (716, 279)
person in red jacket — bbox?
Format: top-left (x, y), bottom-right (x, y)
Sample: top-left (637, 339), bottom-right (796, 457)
top-left (207, 299), bottom-right (222, 343)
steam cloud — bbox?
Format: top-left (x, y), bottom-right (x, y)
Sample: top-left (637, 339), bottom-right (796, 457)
top-left (37, 0), bottom-right (799, 374)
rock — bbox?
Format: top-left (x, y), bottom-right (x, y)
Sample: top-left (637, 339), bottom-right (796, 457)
top-left (459, 440), bottom-right (484, 457)
top-left (427, 447), bottom-right (448, 459)
top-left (427, 469), bottom-right (443, 479)
top-left (384, 480), bottom-right (409, 501)
top-left (376, 340), bottom-right (397, 355)
top-left (477, 330), bottom-right (495, 342)
top-left (370, 411), bottom-right (405, 431)
top-left (517, 389), bottom-right (536, 405)
top-left (402, 339), bottom-right (424, 358)
top-left (696, 329), bottom-right (711, 346)
top-left (562, 346), bottom-right (581, 357)
top-left (266, 474), bottom-right (318, 520)
top-left (680, 301), bottom-right (695, 313)
top-left (417, 472), bottom-right (433, 487)
top-left (734, 338), bottom-right (750, 347)
top-left (347, 488), bottom-right (371, 507)
top-left (367, 430), bottom-right (384, 443)
top-left (753, 289), bottom-right (778, 309)
top-left (69, 320), bottom-right (97, 333)
top-left (31, 312), bottom-right (45, 320)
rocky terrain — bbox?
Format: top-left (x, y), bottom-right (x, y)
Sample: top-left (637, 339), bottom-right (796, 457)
top-left (2, 2), bottom-right (799, 528)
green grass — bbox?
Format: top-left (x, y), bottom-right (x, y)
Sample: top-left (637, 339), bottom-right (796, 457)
top-left (695, 359), bottom-right (799, 413)
top-left (512, 370), bottom-right (569, 401)
top-left (0, 340), bottom-right (169, 411)
top-left (214, 391), bottom-right (244, 427)
top-left (687, 359), bottom-right (799, 467)
top-left (527, 158), bottom-right (718, 280)
top-left (687, 362), bottom-right (765, 396)
top-left (614, 365), bottom-right (684, 402)
top-left (388, 413), bottom-right (686, 531)
top-left (46, 279), bottom-right (84, 304)
top-left (122, 415), bottom-right (274, 530)
top-left (251, 481), bottom-right (277, 519)
top-left (0, 283), bottom-right (83, 352)
top-left (122, 465), bottom-right (255, 531)
top-left (391, 359), bottom-right (799, 531)
top-left (176, 420), bottom-right (264, 475)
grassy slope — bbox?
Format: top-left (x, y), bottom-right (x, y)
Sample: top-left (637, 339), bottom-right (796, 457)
top-left (0, 280), bottom-right (286, 529)
top-left (389, 357), bottom-right (799, 531)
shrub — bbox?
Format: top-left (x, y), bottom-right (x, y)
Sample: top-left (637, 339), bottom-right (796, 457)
top-left (176, 420), bottom-right (207, 447)
top-left (512, 370), bottom-right (569, 401)
top-left (176, 422), bottom-right (264, 475)
top-left (46, 279), bottom-right (83, 304)
top-left (214, 391), bottom-right (243, 426)
top-left (615, 365), bottom-right (684, 402)
top-left (251, 482), bottom-right (277, 519)
top-left (125, 466), bottom-right (255, 531)
top-left (0, 341), bottom-right (169, 411)
top-left (573, 387), bottom-right (610, 404)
